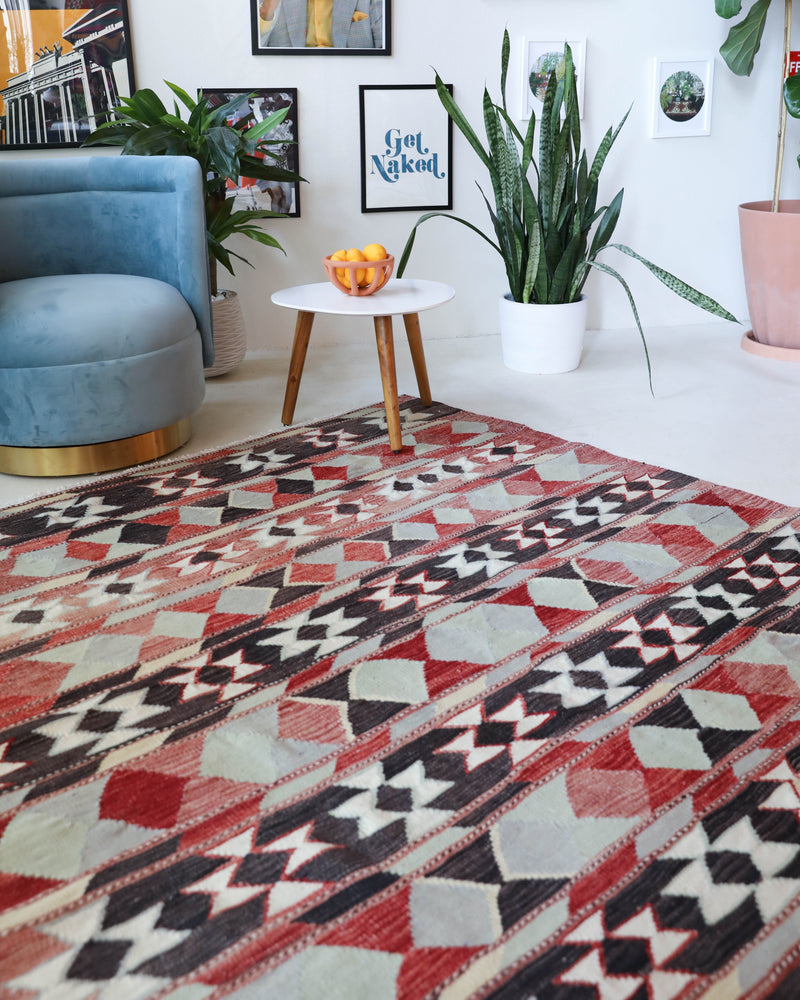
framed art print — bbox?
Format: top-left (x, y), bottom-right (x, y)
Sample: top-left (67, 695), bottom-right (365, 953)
top-left (0, 0), bottom-right (135, 150)
top-left (202, 88), bottom-right (301, 216)
top-left (359, 83), bottom-right (453, 213)
top-left (521, 38), bottom-right (585, 119)
top-left (650, 57), bottom-right (714, 138)
top-left (251, 0), bottom-right (391, 56)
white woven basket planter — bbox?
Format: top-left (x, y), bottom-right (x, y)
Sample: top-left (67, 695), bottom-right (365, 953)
top-left (205, 290), bottom-right (247, 378)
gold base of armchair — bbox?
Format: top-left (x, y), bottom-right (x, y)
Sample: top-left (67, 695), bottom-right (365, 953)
top-left (0, 418), bottom-right (192, 478)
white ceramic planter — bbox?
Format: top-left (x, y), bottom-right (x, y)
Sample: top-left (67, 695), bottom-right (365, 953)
top-left (499, 294), bottom-right (588, 374)
top-left (205, 289), bottom-right (247, 378)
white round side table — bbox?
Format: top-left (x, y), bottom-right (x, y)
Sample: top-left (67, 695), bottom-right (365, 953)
top-left (271, 278), bottom-right (455, 452)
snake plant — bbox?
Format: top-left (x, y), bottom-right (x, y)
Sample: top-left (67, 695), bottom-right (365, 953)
top-left (398, 30), bottom-right (737, 389)
top-left (84, 82), bottom-right (303, 295)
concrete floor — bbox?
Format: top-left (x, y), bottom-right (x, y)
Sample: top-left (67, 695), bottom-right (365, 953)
top-left (3, 320), bottom-right (800, 510)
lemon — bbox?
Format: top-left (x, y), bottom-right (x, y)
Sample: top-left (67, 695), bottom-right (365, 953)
top-left (330, 248), bottom-right (351, 288)
top-left (363, 243), bottom-right (388, 261)
top-left (345, 248), bottom-right (367, 288)
top-left (362, 243), bottom-right (389, 286)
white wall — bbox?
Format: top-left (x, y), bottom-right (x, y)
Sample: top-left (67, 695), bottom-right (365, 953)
top-left (12, 0), bottom-right (800, 348)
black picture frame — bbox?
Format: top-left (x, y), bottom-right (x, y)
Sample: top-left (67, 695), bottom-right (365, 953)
top-left (359, 83), bottom-right (453, 214)
top-left (202, 88), bottom-right (301, 218)
top-left (251, 0), bottom-right (391, 56)
top-left (0, 1), bottom-right (136, 150)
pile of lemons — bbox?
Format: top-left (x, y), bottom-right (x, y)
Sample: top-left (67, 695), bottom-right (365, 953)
top-left (330, 243), bottom-right (390, 289)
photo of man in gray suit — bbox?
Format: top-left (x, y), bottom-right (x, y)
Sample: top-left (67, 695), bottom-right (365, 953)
top-left (257, 0), bottom-right (384, 50)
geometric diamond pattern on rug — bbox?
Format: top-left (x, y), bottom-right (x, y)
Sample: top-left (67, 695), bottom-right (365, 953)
top-left (98, 770), bottom-right (189, 829)
top-left (4, 398), bottom-right (800, 1000)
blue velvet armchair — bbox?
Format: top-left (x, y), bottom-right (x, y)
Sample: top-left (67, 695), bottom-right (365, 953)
top-left (0, 155), bottom-right (213, 477)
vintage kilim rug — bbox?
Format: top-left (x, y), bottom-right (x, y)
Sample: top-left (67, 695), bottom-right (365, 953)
top-left (4, 398), bottom-right (800, 1000)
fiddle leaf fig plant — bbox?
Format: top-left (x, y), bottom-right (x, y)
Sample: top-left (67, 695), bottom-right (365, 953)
top-left (84, 81), bottom-right (304, 296)
top-left (398, 29), bottom-right (737, 391)
top-left (715, 0), bottom-right (800, 209)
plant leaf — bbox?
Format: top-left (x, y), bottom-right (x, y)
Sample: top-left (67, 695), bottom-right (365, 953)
top-left (123, 125), bottom-right (191, 156)
top-left (500, 28), bottom-right (511, 112)
top-left (608, 244), bottom-right (740, 322)
top-left (785, 74), bottom-right (800, 117)
top-left (435, 72), bottom-right (493, 172)
top-left (245, 107), bottom-right (290, 142)
top-left (164, 80), bottom-right (197, 114)
top-left (588, 107), bottom-right (631, 188)
top-left (123, 88), bottom-right (169, 124)
top-left (588, 188), bottom-right (624, 259)
top-left (549, 231), bottom-right (582, 302)
top-left (719, 0), bottom-right (773, 76)
top-left (205, 126), bottom-right (243, 181)
top-left (397, 212), bottom-right (501, 277)
top-left (587, 258), bottom-right (654, 394)
top-left (522, 217), bottom-right (542, 303)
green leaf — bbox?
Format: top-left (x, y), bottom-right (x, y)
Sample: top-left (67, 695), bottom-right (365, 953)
top-left (124, 88), bottom-right (169, 125)
top-left (522, 216), bottom-right (542, 303)
top-left (237, 155), bottom-right (302, 184)
top-left (568, 261), bottom-right (589, 301)
top-left (164, 80), bottom-right (197, 114)
top-left (123, 125), bottom-right (191, 156)
top-left (204, 92), bottom-right (252, 128)
top-left (188, 99), bottom-right (207, 134)
top-left (237, 229), bottom-right (285, 250)
top-left (576, 153), bottom-right (589, 222)
top-left (588, 188), bottom-right (624, 259)
top-left (159, 113), bottom-right (192, 135)
top-left (549, 231), bottom-right (583, 302)
top-left (205, 126), bottom-right (243, 182)
top-left (588, 107), bottom-right (631, 188)
top-left (435, 72), bottom-right (493, 172)
top-left (587, 258), bottom-right (654, 394)
top-left (396, 212), bottom-right (501, 278)
top-left (483, 93), bottom-right (511, 215)
top-left (82, 123), bottom-right (134, 146)
top-left (245, 107), bottom-right (290, 142)
top-left (538, 69), bottom-right (559, 235)
top-left (716, 0), bottom-right (743, 15)
top-left (785, 74), bottom-right (800, 117)
top-left (608, 244), bottom-right (740, 322)
top-left (719, 0), bottom-right (773, 76)
top-left (495, 98), bottom-right (526, 149)
top-left (522, 106), bottom-right (536, 179)
top-left (550, 128), bottom-right (571, 226)
top-left (207, 236), bottom-right (236, 276)
top-left (500, 28), bottom-right (511, 112)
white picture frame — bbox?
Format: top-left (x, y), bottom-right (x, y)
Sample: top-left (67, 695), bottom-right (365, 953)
top-left (520, 38), bottom-right (586, 120)
top-left (650, 56), bottom-right (714, 138)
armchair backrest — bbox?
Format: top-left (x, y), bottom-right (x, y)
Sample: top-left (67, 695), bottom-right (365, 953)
top-left (0, 155), bottom-right (213, 366)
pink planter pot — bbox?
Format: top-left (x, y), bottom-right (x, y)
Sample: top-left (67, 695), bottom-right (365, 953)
top-left (739, 200), bottom-right (800, 357)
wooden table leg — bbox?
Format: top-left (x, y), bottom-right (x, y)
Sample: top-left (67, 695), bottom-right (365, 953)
top-left (373, 315), bottom-right (403, 452)
top-left (281, 310), bottom-right (315, 425)
top-left (402, 311), bottom-right (432, 406)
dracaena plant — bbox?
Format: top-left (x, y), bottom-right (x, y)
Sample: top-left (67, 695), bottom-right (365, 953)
top-left (84, 81), bottom-right (303, 296)
top-left (398, 30), bottom-right (736, 390)
top-left (715, 0), bottom-right (800, 210)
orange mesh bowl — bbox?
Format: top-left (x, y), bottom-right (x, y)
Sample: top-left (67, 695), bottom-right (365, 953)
top-left (323, 254), bottom-right (394, 296)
